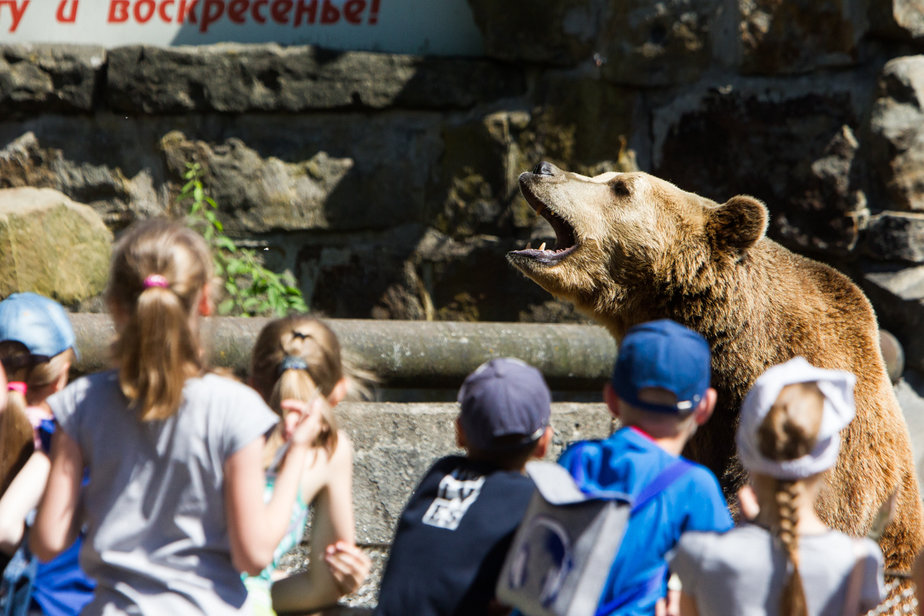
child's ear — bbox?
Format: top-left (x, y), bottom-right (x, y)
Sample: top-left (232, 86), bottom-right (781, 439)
top-left (533, 426), bottom-right (554, 459)
top-left (693, 388), bottom-right (718, 426)
top-left (327, 377), bottom-right (348, 407)
top-left (604, 383), bottom-right (621, 419)
top-left (53, 362), bottom-right (71, 392)
top-left (455, 417), bottom-right (467, 449)
top-left (198, 282), bottom-right (214, 317)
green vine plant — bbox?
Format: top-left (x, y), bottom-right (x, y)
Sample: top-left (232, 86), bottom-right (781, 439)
top-left (178, 163), bottom-right (308, 317)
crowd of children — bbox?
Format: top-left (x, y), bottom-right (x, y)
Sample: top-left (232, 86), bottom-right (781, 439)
top-left (0, 217), bottom-right (908, 615)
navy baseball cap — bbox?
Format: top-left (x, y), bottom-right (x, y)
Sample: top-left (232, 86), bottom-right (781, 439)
top-left (458, 357), bottom-right (551, 451)
top-left (611, 319), bottom-right (710, 414)
top-left (0, 292), bottom-right (78, 360)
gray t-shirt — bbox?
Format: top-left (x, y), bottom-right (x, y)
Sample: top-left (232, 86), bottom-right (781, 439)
top-left (50, 370), bottom-right (279, 615)
top-left (669, 523), bottom-right (885, 616)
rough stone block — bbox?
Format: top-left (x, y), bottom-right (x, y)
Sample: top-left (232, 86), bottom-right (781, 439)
top-left (107, 44), bottom-right (524, 114)
top-left (863, 212), bottom-right (924, 263)
top-left (0, 187), bottom-right (112, 303)
top-left (737, 0), bottom-right (867, 75)
top-left (0, 44), bottom-right (104, 113)
top-left (860, 264), bottom-right (924, 372)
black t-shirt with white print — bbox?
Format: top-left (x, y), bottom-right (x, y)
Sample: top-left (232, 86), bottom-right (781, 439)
top-left (374, 455), bottom-right (536, 616)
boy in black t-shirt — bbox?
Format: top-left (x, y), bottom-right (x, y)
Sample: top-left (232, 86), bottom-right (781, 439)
top-left (374, 357), bottom-right (553, 616)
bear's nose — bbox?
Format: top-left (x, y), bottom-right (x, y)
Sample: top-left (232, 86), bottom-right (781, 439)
top-left (533, 161), bottom-right (555, 176)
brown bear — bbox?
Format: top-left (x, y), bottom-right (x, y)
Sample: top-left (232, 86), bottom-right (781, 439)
top-left (507, 160), bottom-right (924, 574)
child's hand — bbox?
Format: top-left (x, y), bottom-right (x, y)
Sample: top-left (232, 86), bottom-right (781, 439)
top-left (280, 397), bottom-right (325, 448)
top-left (324, 540), bottom-right (371, 596)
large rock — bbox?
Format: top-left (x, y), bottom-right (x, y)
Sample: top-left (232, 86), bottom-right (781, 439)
top-left (0, 131), bottom-right (163, 229)
top-left (0, 187), bottom-right (112, 303)
top-left (869, 55), bottom-right (924, 212)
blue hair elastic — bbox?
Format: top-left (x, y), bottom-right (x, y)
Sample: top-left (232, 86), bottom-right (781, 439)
top-left (278, 355), bottom-right (309, 377)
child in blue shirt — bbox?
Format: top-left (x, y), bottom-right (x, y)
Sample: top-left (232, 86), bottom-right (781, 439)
top-left (557, 319), bottom-right (733, 616)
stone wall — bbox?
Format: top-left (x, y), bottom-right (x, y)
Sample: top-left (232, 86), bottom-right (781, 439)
top-left (4, 1), bottom-right (924, 369)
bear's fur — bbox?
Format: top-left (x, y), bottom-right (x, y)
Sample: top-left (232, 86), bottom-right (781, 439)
top-left (508, 161), bottom-right (924, 573)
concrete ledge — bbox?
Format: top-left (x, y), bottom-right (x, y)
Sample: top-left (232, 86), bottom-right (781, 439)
top-left (339, 401), bottom-right (611, 544)
top-left (69, 314), bottom-right (617, 390)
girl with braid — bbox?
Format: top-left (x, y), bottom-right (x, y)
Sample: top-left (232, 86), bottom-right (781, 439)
top-left (670, 357), bottom-right (885, 616)
top-left (246, 315), bottom-right (370, 615)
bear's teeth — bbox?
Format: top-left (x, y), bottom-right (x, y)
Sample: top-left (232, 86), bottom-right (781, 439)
top-left (539, 242), bottom-right (547, 251)
top-left (526, 242), bottom-right (532, 249)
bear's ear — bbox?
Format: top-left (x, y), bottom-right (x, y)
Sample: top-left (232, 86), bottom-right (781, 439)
top-left (706, 195), bottom-right (768, 254)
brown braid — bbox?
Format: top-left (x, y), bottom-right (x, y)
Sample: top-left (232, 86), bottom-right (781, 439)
top-left (755, 382), bottom-right (825, 616)
top-left (775, 478), bottom-right (807, 616)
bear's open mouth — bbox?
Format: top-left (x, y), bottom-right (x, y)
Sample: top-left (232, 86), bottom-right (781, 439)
top-left (509, 186), bottom-right (578, 264)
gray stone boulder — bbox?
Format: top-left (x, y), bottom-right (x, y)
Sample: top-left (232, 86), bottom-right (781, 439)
top-left (870, 55), bottom-right (924, 212)
top-left (863, 212), bottom-right (924, 263)
top-left (0, 187), bottom-right (112, 303)
top-left (861, 265), bottom-right (924, 373)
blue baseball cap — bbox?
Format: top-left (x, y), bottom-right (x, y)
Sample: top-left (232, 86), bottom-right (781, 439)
top-left (458, 357), bottom-right (551, 451)
top-left (0, 292), bottom-right (78, 360)
top-left (611, 319), bottom-right (710, 414)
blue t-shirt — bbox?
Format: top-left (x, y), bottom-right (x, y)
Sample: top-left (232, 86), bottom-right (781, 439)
top-left (557, 427), bottom-right (732, 616)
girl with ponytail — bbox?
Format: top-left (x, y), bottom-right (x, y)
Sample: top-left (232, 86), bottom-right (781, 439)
top-left (245, 315), bottom-right (371, 615)
top-left (31, 220), bottom-right (324, 615)
top-left (670, 357), bottom-right (885, 616)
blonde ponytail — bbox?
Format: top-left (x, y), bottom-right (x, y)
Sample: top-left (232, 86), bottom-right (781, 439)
top-left (106, 220), bottom-right (213, 420)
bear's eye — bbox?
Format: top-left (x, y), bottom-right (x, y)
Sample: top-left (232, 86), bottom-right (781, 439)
top-left (610, 180), bottom-right (630, 197)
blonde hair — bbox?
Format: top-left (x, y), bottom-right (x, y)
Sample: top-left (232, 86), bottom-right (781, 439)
top-left (0, 341), bottom-right (75, 495)
top-left (755, 381), bottom-right (825, 616)
top-left (250, 316), bottom-right (345, 466)
top-left (105, 219), bottom-right (213, 421)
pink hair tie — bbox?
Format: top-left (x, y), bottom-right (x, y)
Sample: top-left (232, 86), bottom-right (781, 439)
top-left (144, 274), bottom-right (169, 289)
top-left (7, 382), bottom-right (27, 395)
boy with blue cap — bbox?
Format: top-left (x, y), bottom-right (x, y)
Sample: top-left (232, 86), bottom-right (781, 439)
top-left (375, 357), bottom-right (554, 616)
top-left (557, 319), bottom-right (732, 616)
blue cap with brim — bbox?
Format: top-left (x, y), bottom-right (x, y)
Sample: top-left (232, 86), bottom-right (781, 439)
top-left (458, 357), bottom-right (551, 451)
top-left (611, 319), bottom-right (710, 414)
top-left (0, 292), bottom-right (79, 361)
